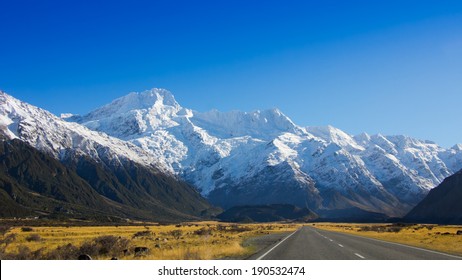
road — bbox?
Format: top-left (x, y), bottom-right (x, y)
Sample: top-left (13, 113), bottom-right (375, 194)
top-left (251, 226), bottom-right (462, 260)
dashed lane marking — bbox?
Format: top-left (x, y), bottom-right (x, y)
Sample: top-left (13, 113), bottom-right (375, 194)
top-left (355, 253), bottom-right (365, 259)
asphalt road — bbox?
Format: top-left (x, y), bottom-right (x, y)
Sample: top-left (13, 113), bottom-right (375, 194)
top-left (251, 226), bottom-right (462, 260)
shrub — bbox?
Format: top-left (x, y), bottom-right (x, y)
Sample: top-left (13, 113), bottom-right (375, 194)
top-left (132, 230), bottom-right (153, 238)
top-left (194, 227), bottom-right (212, 236)
top-left (169, 230), bottom-right (183, 239)
top-left (6, 246), bottom-right (44, 260)
top-left (229, 225), bottom-right (252, 233)
top-left (1, 233), bottom-right (17, 246)
top-left (386, 227), bottom-right (402, 233)
top-left (14, 245), bottom-right (32, 260)
top-left (216, 224), bottom-right (227, 232)
top-left (183, 248), bottom-right (201, 260)
top-left (45, 243), bottom-right (79, 260)
top-left (26, 234), bottom-right (42, 242)
top-left (79, 235), bottom-right (131, 258)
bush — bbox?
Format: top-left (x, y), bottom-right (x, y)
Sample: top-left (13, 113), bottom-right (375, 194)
top-left (45, 243), bottom-right (79, 260)
top-left (386, 227), bottom-right (402, 233)
top-left (359, 225), bottom-right (403, 233)
top-left (194, 227), bottom-right (212, 236)
top-left (169, 230), bottom-right (183, 239)
top-left (1, 233), bottom-right (17, 246)
top-left (79, 235), bottom-right (130, 258)
top-left (216, 224), bottom-right (227, 232)
top-left (229, 225), bottom-right (252, 233)
top-left (13, 245), bottom-right (32, 260)
top-left (132, 230), bottom-right (153, 238)
top-left (26, 234), bottom-right (42, 242)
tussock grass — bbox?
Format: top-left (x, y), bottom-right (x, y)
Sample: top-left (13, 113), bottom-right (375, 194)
top-left (312, 223), bottom-right (462, 256)
top-left (0, 222), bottom-right (300, 260)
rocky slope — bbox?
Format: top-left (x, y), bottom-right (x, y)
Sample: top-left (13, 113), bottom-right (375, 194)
top-left (405, 169), bottom-right (462, 224)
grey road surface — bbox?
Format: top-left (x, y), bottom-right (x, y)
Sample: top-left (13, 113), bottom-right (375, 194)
top-left (251, 226), bottom-right (462, 260)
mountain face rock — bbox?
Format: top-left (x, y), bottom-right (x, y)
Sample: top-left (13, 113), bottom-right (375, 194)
top-left (2, 89), bottom-right (462, 219)
top-left (67, 88), bottom-right (462, 218)
top-left (0, 92), bottom-right (212, 222)
top-left (0, 137), bottom-right (130, 220)
top-left (405, 169), bottom-right (462, 224)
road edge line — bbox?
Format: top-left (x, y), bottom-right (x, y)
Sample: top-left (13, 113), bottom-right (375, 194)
top-left (256, 227), bottom-right (301, 260)
top-left (315, 227), bottom-right (462, 260)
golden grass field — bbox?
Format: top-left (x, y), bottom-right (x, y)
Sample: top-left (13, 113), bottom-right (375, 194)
top-left (313, 223), bottom-right (462, 256)
top-left (2, 222), bottom-right (462, 259)
top-left (0, 222), bottom-right (300, 260)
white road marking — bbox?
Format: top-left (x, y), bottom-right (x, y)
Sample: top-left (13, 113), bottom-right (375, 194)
top-left (355, 253), bottom-right (365, 259)
top-left (342, 231), bottom-right (462, 260)
top-left (338, 244), bottom-right (344, 248)
top-left (329, 239), bottom-right (334, 242)
top-left (256, 228), bottom-right (301, 260)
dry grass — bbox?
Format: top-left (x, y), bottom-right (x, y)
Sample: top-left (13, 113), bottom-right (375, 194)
top-left (312, 223), bottom-right (462, 256)
top-left (0, 222), bottom-right (300, 260)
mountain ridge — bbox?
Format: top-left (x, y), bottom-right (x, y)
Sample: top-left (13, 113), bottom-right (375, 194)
top-left (0, 91), bottom-right (213, 222)
top-left (68, 88), bottom-right (462, 218)
top-left (2, 89), bottom-right (462, 219)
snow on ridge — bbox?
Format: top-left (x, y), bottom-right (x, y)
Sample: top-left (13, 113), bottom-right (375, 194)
top-left (192, 107), bottom-right (300, 140)
top-left (83, 88), bottom-right (180, 119)
top-left (0, 91), bottom-right (166, 172)
top-left (68, 88), bottom-right (462, 201)
top-left (451, 143), bottom-right (462, 151)
top-left (306, 125), bottom-right (364, 151)
top-left (2, 88), bottom-right (462, 214)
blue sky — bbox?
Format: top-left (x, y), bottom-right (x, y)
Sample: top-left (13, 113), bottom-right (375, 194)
top-left (1, 0), bottom-right (461, 147)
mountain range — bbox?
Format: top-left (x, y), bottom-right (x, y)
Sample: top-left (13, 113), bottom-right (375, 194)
top-left (1, 88), bottom-right (462, 221)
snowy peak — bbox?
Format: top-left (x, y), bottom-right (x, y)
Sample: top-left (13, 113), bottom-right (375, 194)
top-left (0, 90), bottom-right (158, 169)
top-left (307, 125), bottom-right (364, 151)
top-left (75, 88), bottom-right (303, 141)
top-left (84, 88), bottom-right (181, 119)
top-left (192, 107), bottom-right (300, 139)
top-left (354, 132), bottom-right (371, 146)
top-left (1, 92), bottom-right (57, 138)
top-left (451, 144), bottom-right (462, 151)
top-left (75, 88), bottom-right (185, 138)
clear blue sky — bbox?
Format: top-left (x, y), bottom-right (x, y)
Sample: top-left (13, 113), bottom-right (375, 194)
top-left (1, 0), bottom-right (461, 147)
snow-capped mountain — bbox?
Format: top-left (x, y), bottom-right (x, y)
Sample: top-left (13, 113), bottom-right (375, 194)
top-left (0, 91), bottom-right (212, 221)
top-left (0, 91), bottom-right (158, 168)
top-left (69, 88), bottom-right (462, 217)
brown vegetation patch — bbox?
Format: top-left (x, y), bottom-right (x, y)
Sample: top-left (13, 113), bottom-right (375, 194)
top-left (0, 222), bottom-right (301, 260)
